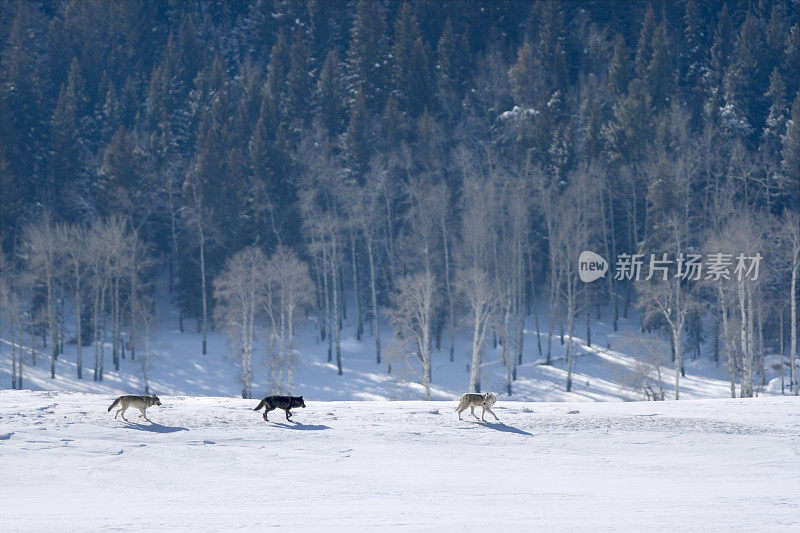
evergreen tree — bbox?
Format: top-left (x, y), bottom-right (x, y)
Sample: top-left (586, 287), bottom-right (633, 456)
top-left (390, 2), bottom-right (423, 115)
top-left (435, 18), bottom-right (463, 120)
top-left (730, 11), bottom-right (768, 136)
top-left (762, 67), bottom-right (787, 155)
top-left (50, 59), bottom-right (86, 218)
top-left (634, 4), bottom-right (656, 80)
top-left (609, 78), bottom-right (653, 165)
top-left (265, 33), bottom-right (290, 124)
top-left (346, 91), bottom-right (370, 178)
top-left (405, 37), bottom-right (433, 118)
top-left (784, 24), bottom-right (800, 94)
top-left (287, 26), bottom-right (313, 127)
top-left (346, 0), bottom-right (388, 112)
top-left (782, 91), bottom-right (800, 192)
top-left (100, 80), bottom-right (121, 144)
top-left (608, 35), bottom-right (632, 100)
top-left (508, 41), bottom-right (537, 107)
top-left (706, 3), bottom-right (733, 122)
top-left (647, 22), bottom-right (674, 111)
top-left (681, 0), bottom-right (706, 127)
top-left (317, 48), bottom-right (345, 137)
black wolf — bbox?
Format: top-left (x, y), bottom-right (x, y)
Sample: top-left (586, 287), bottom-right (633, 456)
top-left (253, 395), bottom-right (306, 421)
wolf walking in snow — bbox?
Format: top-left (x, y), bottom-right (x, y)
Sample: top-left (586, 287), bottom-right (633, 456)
top-left (253, 395), bottom-right (306, 421)
top-left (108, 395), bottom-right (162, 421)
top-left (456, 392), bottom-right (499, 422)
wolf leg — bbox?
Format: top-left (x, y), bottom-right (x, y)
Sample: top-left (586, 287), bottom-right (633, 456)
top-left (457, 408), bottom-right (463, 420)
top-left (285, 409), bottom-right (292, 421)
top-left (470, 406), bottom-right (479, 420)
top-left (139, 407), bottom-right (150, 421)
top-left (263, 406), bottom-right (273, 421)
top-left (119, 406), bottom-right (129, 421)
top-left (485, 407), bottom-right (499, 421)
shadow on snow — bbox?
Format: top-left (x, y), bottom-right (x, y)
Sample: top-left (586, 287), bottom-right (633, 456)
top-left (121, 422), bottom-right (189, 433)
top-left (471, 421), bottom-right (533, 436)
top-left (269, 421), bottom-right (331, 431)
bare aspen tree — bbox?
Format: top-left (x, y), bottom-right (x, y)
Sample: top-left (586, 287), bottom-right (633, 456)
top-left (437, 183), bottom-right (456, 363)
top-left (214, 246), bottom-right (268, 399)
top-left (110, 236), bottom-right (132, 371)
top-left (456, 166), bottom-right (498, 393)
top-left (388, 271), bottom-right (437, 399)
top-left (266, 246), bottom-right (314, 394)
top-left (637, 211), bottom-right (698, 401)
top-left (0, 252), bottom-right (21, 388)
top-left (457, 267), bottom-right (497, 393)
top-left (58, 223), bottom-right (88, 378)
top-left (350, 171), bottom-right (385, 364)
top-left (23, 214), bottom-right (60, 378)
top-left (86, 217), bottom-right (129, 381)
top-left (184, 169), bottom-right (213, 356)
top-left (723, 213), bottom-right (766, 398)
top-left (397, 176), bottom-right (444, 364)
top-left (329, 221), bottom-right (343, 375)
top-left (549, 168), bottom-right (597, 392)
top-left (134, 291), bottom-right (155, 394)
top-left (262, 262), bottom-right (281, 392)
top-left (349, 228), bottom-right (363, 340)
top-left (495, 175), bottom-right (529, 393)
top-left (299, 139), bottom-right (346, 375)
top-left (705, 185), bottom-right (740, 397)
top-left (532, 165), bottom-right (562, 365)
top-left (779, 211), bottom-right (799, 395)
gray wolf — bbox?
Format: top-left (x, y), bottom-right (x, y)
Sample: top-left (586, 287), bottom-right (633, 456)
top-left (253, 395), bottom-right (306, 421)
top-left (455, 392), bottom-right (499, 421)
top-left (108, 395), bottom-right (162, 421)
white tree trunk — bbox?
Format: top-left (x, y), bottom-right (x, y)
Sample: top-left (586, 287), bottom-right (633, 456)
top-left (469, 307), bottom-right (484, 393)
top-left (718, 286), bottom-right (737, 398)
top-left (144, 318), bottom-right (150, 395)
top-left (75, 279), bottom-right (82, 379)
top-left (241, 300), bottom-right (251, 399)
top-left (441, 212), bottom-right (455, 362)
top-left (366, 237), bottom-right (381, 364)
top-left (737, 281), bottom-right (752, 398)
top-left (198, 222), bottom-right (208, 356)
top-left (351, 232), bottom-right (363, 340)
top-left (791, 256), bottom-right (798, 395)
top-left (331, 240), bottom-right (342, 376)
top-left (46, 265), bottom-right (56, 379)
top-left (566, 277), bottom-right (576, 393)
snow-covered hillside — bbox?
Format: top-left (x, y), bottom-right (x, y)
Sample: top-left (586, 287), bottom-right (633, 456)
top-left (2, 280), bottom-right (769, 402)
top-left (1, 390), bottom-right (798, 531)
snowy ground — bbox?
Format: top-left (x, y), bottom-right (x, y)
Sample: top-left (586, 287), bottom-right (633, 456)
top-left (1, 390), bottom-right (798, 531)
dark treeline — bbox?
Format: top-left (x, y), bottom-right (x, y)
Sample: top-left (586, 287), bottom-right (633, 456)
top-left (0, 1), bottom-right (798, 399)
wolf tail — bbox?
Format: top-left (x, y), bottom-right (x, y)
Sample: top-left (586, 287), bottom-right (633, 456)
top-left (454, 397), bottom-right (466, 411)
top-left (108, 398), bottom-right (121, 412)
top-left (253, 398), bottom-right (267, 411)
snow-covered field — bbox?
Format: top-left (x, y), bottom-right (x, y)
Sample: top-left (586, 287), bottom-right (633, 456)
top-left (1, 390), bottom-right (798, 531)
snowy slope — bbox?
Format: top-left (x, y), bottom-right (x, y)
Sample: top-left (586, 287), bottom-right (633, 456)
top-left (1, 280), bottom-right (758, 402)
top-left (1, 390), bottom-right (799, 531)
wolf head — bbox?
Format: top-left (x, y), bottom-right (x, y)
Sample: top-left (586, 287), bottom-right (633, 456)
top-left (482, 393), bottom-right (497, 408)
top-left (151, 395), bottom-right (162, 407)
top-left (295, 396), bottom-right (306, 408)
